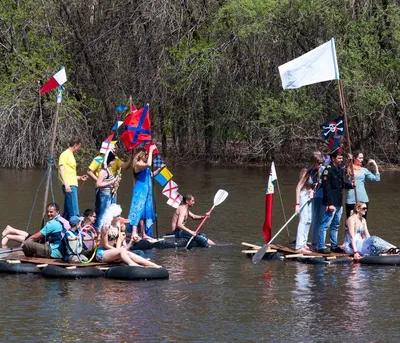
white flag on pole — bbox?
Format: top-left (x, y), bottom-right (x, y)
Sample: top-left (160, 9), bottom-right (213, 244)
top-left (278, 38), bottom-right (339, 90)
top-left (266, 162), bottom-right (277, 195)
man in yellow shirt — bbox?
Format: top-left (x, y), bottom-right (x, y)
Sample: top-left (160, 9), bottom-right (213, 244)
top-left (87, 145), bottom-right (131, 229)
top-left (58, 138), bottom-right (88, 220)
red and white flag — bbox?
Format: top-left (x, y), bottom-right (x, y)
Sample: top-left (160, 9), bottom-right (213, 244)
top-left (162, 180), bottom-right (179, 199)
top-left (262, 162), bottom-right (277, 242)
top-left (39, 68), bottom-right (67, 95)
top-left (167, 193), bottom-right (183, 209)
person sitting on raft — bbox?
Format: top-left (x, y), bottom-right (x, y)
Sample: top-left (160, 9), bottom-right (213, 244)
top-left (171, 194), bottom-right (215, 248)
top-left (343, 201), bottom-right (398, 259)
top-left (2, 203), bottom-right (68, 259)
top-left (64, 216), bottom-right (88, 262)
top-left (96, 204), bottom-right (161, 267)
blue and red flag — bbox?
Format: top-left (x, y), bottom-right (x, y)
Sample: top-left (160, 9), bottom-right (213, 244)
top-left (121, 104), bottom-right (152, 151)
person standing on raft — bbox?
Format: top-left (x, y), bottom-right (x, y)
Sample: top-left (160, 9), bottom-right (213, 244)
top-left (127, 145), bottom-right (164, 244)
top-left (171, 194), bottom-right (215, 248)
top-left (58, 137), bottom-right (88, 220)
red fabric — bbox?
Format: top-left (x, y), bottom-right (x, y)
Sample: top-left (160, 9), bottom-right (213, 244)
top-left (262, 193), bottom-right (273, 242)
top-left (39, 77), bottom-right (59, 95)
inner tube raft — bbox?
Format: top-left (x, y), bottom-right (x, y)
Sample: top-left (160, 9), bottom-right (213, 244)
top-left (359, 255), bottom-right (400, 265)
top-left (0, 261), bottom-right (42, 274)
top-left (104, 265), bottom-right (169, 281)
top-left (297, 256), bottom-right (353, 265)
top-left (152, 237), bottom-right (200, 249)
top-left (42, 265), bottom-right (104, 279)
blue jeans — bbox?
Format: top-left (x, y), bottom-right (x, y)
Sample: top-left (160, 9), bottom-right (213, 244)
top-left (295, 190), bottom-right (312, 249)
top-left (174, 228), bottom-right (210, 248)
top-left (95, 188), bottom-right (115, 231)
top-left (62, 185), bottom-right (79, 221)
top-left (311, 197), bottom-right (324, 250)
top-left (318, 206), bottom-right (343, 250)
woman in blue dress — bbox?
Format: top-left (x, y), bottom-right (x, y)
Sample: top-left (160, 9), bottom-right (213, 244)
top-left (127, 145), bottom-right (164, 245)
top-left (343, 202), bottom-right (397, 259)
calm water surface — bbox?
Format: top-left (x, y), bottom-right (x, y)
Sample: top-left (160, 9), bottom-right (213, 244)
top-left (0, 165), bottom-right (399, 342)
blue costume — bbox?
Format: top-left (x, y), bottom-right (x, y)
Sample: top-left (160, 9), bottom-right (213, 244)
top-left (128, 168), bottom-right (154, 236)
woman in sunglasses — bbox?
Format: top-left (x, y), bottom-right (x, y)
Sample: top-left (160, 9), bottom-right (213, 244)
top-left (343, 202), bottom-right (397, 258)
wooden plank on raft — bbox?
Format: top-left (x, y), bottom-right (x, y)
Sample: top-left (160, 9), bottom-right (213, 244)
top-left (10, 256), bottom-right (107, 267)
top-left (241, 249), bottom-right (277, 254)
top-left (241, 242), bottom-right (262, 249)
top-left (284, 254), bottom-right (304, 259)
top-left (6, 260), bottom-right (21, 264)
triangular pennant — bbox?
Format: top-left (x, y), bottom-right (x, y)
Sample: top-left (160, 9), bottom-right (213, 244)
top-left (116, 104), bottom-right (128, 112)
top-left (94, 157), bottom-right (104, 165)
top-left (112, 121), bottom-right (123, 131)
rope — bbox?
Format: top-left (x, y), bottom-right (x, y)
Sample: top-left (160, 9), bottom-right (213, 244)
top-left (275, 178), bottom-right (291, 243)
top-left (26, 167), bottom-right (49, 232)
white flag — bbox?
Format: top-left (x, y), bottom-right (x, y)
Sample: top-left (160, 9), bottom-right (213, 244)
top-left (278, 38), bottom-right (339, 90)
top-left (266, 162), bottom-right (277, 195)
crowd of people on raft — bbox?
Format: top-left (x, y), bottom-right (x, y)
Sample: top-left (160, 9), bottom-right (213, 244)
top-left (294, 148), bottom-right (399, 258)
top-left (1, 137), bottom-right (214, 266)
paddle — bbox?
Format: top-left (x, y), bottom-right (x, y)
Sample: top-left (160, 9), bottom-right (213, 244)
top-left (0, 247), bottom-right (23, 255)
top-left (252, 200), bottom-right (309, 264)
top-left (185, 189), bottom-right (229, 249)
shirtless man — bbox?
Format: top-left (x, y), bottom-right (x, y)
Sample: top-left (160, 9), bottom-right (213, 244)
top-left (171, 194), bottom-right (215, 247)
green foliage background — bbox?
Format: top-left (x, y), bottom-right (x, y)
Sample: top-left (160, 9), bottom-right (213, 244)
top-left (0, 0), bottom-right (399, 168)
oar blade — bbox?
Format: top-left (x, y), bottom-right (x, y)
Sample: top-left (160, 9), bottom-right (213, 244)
top-left (213, 189), bottom-right (229, 206)
top-left (252, 244), bottom-right (270, 264)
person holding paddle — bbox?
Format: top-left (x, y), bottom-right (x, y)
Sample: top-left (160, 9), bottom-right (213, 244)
top-left (171, 194), bottom-right (215, 248)
top-left (294, 151), bottom-right (324, 253)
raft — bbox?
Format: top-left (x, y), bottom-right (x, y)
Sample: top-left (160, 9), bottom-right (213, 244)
top-left (359, 255), bottom-right (400, 266)
top-left (152, 236), bottom-right (200, 249)
top-left (0, 260), bottom-right (42, 274)
top-left (42, 265), bottom-right (104, 279)
top-left (241, 242), bottom-right (350, 263)
top-left (297, 256), bottom-right (353, 265)
top-left (104, 265), bottom-right (169, 281)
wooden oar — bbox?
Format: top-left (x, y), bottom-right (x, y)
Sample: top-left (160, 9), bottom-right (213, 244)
top-left (185, 189), bottom-right (229, 249)
top-left (252, 200), bottom-right (309, 264)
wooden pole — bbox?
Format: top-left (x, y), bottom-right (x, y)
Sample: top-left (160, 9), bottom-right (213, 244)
top-left (337, 80), bottom-right (357, 202)
top-left (42, 89), bottom-right (62, 223)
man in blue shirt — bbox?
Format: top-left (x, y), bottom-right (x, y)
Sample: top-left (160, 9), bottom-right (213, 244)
top-left (22, 203), bottom-right (66, 258)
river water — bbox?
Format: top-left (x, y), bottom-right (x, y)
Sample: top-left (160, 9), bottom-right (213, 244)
top-left (0, 166), bottom-right (399, 342)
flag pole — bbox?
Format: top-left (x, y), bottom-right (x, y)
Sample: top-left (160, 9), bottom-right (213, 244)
top-left (337, 80), bottom-right (357, 202)
top-left (41, 86), bottom-right (63, 224)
